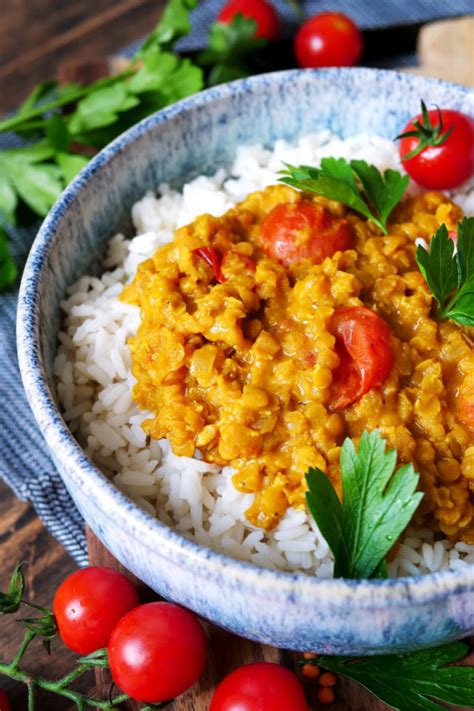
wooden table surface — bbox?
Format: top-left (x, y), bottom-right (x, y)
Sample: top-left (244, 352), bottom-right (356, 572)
top-left (1, 3), bottom-right (165, 706)
top-left (0, 480), bottom-right (94, 709)
top-left (1, 0), bottom-right (165, 114)
top-left (1, 3), bottom-right (473, 710)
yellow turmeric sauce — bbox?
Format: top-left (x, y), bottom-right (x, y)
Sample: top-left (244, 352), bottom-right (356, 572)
top-left (121, 185), bottom-right (474, 542)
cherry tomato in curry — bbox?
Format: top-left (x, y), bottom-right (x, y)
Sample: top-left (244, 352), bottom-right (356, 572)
top-left (330, 306), bottom-right (393, 410)
top-left (259, 201), bottom-right (352, 267)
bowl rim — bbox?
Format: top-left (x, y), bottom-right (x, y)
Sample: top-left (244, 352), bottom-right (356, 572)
top-left (17, 67), bottom-right (474, 605)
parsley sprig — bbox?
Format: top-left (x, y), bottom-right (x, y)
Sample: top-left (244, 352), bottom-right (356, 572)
top-left (198, 14), bottom-right (267, 86)
top-left (306, 430), bottom-right (423, 579)
top-left (396, 99), bottom-right (454, 160)
top-left (416, 217), bottom-right (474, 327)
top-left (0, 227), bottom-right (17, 290)
top-left (279, 158), bottom-right (409, 235)
top-left (0, 0), bottom-right (266, 291)
top-left (0, 0), bottom-right (203, 290)
top-left (305, 435), bottom-right (473, 709)
top-left (318, 643), bottom-right (474, 711)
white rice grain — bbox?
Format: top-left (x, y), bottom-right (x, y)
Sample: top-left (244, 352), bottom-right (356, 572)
top-left (55, 131), bottom-right (474, 578)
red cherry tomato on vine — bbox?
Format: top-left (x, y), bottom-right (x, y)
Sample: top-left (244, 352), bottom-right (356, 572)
top-left (0, 689), bottom-right (12, 711)
top-left (108, 602), bottom-right (207, 703)
top-left (294, 12), bottom-right (363, 68)
top-left (398, 108), bottom-right (474, 189)
top-left (260, 201), bottom-right (352, 267)
top-left (210, 662), bottom-right (308, 711)
top-left (330, 307), bottom-right (393, 410)
top-left (218, 0), bottom-right (280, 40)
top-left (53, 566), bottom-right (139, 654)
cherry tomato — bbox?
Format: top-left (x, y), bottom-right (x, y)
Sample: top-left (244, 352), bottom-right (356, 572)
top-left (294, 12), bottom-right (363, 68)
top-left (108, 602), bottom-right (207, 703)
top-left (210, 662), bottom-right (308, 711)
top-left (194, 246), bottom-right (225, 283)
top-left (0, 689), bottom-right (11, 711)
top-left (399, 109), bottom-right (474, 189)
top-left (260, 201), bottom-right (352, 267)
top-left (330, 306), bottom-right (393, 410)
top-left (53, 566), bottom-right (139, 654)
top-left (218, 0), bottom-right (280, 40)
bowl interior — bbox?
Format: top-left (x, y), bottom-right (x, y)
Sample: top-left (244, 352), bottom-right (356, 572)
top-left (38, 68), bottom-right (471, 374)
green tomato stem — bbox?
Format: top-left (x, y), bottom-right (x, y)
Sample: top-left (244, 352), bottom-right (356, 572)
top-left (55, 665), bottom-right (90, 689)
top-left (10, 630), bottom-right (36, 670)
top-left (27, 681), bottom-right (35, 711)
top-left (0, 659), bottom-right (130, 709)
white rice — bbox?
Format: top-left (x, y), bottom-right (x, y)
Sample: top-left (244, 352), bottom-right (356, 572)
top-left (55, 131), bottom-right (474, 577)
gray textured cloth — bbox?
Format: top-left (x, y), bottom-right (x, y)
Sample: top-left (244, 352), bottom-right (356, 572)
top-left (1, 0), bottom-right (470, 566)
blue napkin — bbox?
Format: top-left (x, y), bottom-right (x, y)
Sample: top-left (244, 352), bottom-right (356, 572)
top-left (1, 0), bottom-right (470, 566)
top-left (178, 0), bottom-right (473, 50)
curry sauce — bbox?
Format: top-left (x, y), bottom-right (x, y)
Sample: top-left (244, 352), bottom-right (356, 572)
top-left (121, 185), bottom-right (474, 542)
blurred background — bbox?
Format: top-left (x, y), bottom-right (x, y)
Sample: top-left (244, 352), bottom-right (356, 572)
top-left (1, 0), bottom-right (473, 114)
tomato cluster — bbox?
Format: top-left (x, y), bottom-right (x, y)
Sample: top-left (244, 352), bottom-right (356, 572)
top-left (218, 0), bottom-right (363, 69)
top-left (52, 567), bottom-right (309, 707)
top-left (218, 3), bottom-right (473, 191)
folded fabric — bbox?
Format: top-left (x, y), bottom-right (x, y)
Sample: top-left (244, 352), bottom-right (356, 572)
top-left (178, 0), bottom-right (473, 50)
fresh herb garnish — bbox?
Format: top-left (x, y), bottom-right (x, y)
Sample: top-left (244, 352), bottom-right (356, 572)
top-left (279, 158), bottom-right (409, 235)
top-left (137, 0), bottom-right (197, 56)
top-left (0, 0), bottom-right (280, 291)
top-left (305, 430), bottom-right (423, 579)
top-left (416, 217), bottom-right (474, 327)
top-left (396, 99), bottom-right (454, 160)
top-left (198, 13), bottom-right (267, 86)
top-left (0, 0), bottom-right (203, 291)
top-left (0, 227), bottom-right (17, 289)
top-left (318, 643), bottom-right (474, 711)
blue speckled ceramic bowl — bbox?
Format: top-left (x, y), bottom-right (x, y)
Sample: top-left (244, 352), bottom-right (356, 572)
top-left (17, 69), bottom-right (474, 654)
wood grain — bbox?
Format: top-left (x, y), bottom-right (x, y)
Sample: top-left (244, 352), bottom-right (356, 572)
top-left (0, 0), bottom-right (165, 113)
top-left (0, 480), bottom-right (94, 710)
top-left (87, 529), bottom-right (392, 711)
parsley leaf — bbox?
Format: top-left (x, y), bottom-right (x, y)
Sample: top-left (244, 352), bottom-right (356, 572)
top-left (0, 147), bottom-right (63, 217)
top-left (306, 431), bottom-right (423, 579)
top-left (138, 0), bottom-right (197, 56)
top-left (199, 13), bottom-right (267, 86)
top-left (128, 48), bottom-right (203, 104)
top-left (0, 0), bottom-right (204, 290)
top-left (319, 643), bottom-right (474, 711)
top-left (280, 158), bottom-right (409, 234)
top-left (68, 83), bottom-right (141, 134)
top-left (416, 218), bottom-right (474, 327)
top-left (0, 227), bottom-right (17, 289)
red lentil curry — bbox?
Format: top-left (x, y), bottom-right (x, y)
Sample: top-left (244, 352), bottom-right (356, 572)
top-left (121, 185), bottom-right (474, 543)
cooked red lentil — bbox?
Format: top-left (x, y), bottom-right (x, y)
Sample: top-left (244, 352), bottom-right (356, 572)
top-left (121, 185), bottom-right (474, 542)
